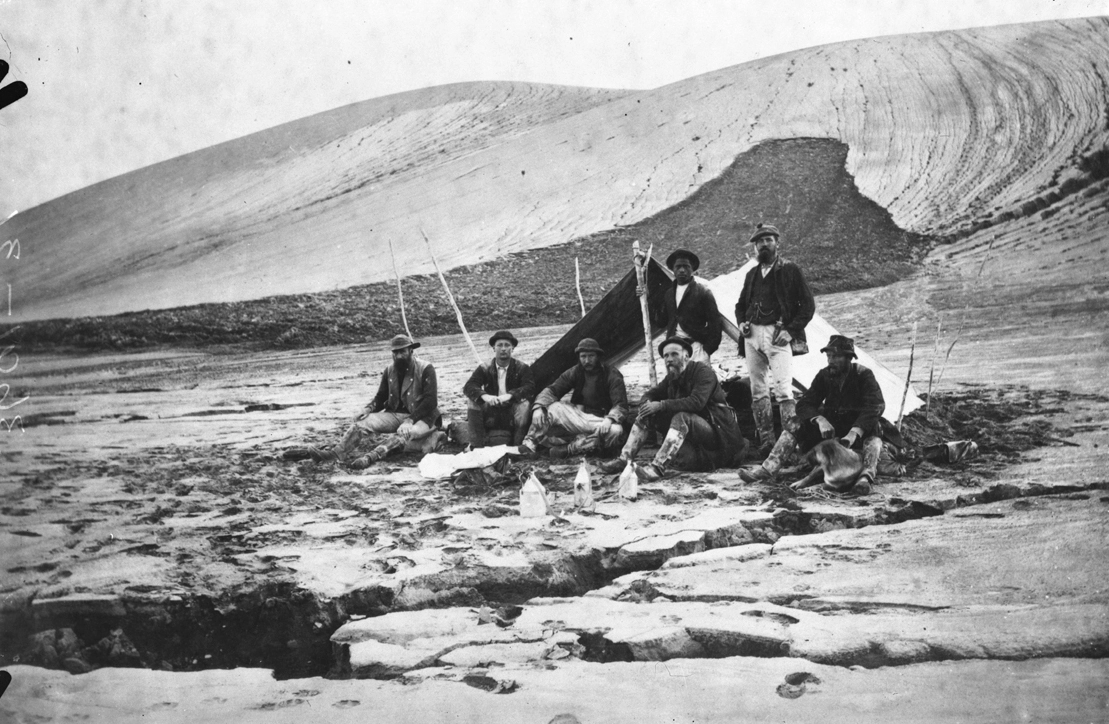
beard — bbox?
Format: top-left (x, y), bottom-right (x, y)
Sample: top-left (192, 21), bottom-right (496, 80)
top-left (757, 248), bottom-right (775, 264)
top-left (665, 360), bottom-right (685, 379)
top-left (393, 358), bottom-right (411, 376)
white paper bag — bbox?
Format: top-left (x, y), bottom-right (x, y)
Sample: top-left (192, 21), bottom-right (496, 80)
top-left (519, 472), bottom-right (551, 517)
top-left (616, 460), bottom-right (638, 501)
top-left (573, 460), bottom-right (594, 510)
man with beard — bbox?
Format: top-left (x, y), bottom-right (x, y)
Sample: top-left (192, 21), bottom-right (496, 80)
top-left (462, 330), bottom-right (536, 447)
top-left (738, 335), bottom-right (886, 494)
top-left (600, 337), bottom-right (744, 481)
top-left (519, 338), bottom-right (628, 459)
top-left (735, 223), bottom-right (815, 458)
top-left (282, 334), bottom-right (442, 469)
top-left (662, 249), bottom-right (722, 363)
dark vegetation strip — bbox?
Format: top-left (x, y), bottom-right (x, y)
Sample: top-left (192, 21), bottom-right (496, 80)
top-left (4, 138), bottom-right (931, 353)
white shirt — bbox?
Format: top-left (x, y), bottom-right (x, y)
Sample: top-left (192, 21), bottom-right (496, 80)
top-left (674, 282), bottom-right (690, 307)
top-left (496, 364), bottom-right (509, 396)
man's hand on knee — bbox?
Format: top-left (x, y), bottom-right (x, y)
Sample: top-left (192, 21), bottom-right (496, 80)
top-left (397, 421), bottom-right (415, 441)
top-left (596, 417), bottom-right (613, 439)
top-left (814, 415), bottom-right (835, 439)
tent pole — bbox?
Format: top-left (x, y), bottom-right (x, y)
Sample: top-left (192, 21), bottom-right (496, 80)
top-left (574, 256), bottom-right (586, 318)
top-left (420, 228), bottom-right (483, 366)
top-left (896, 321), bottom-right (918, 431)
top-left (387, 237), bottom-right (412, 338)
top-left (633, 241), bottom-right (658, 387)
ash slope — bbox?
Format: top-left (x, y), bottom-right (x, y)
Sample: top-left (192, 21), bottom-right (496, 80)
top-left (7, 17), bottom-right (1109, 321)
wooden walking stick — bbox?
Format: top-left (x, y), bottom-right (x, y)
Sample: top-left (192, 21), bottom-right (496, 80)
top-left (633, 240), bottom-right (658, 387)
top-left (387, 237), bottom-right (412, 338)
top-left (420, 228), bottom-right (483, 366)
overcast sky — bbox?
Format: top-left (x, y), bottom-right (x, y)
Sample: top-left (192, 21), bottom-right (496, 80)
top-left (1, 0), bottom-right (1107, 214)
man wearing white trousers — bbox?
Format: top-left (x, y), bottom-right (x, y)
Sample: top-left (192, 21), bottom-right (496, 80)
top-left (734, 223), bottom-right (815, 457)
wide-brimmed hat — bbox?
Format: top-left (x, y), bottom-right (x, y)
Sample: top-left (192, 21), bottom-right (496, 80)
top-left (389, 334), bottom-right (421, 351)
top-left (488, 330), bottom-right (518, 347)
top-left (575, 338), bottom-right (604, 355)
top-left (658, 335), bottom-right (694, 357)
top-left (665, 248), bottom-right (700, 272)
top-left (820, 334), bottom-right (857, 358)
top-left (749, 223), bottom-right (780, 243)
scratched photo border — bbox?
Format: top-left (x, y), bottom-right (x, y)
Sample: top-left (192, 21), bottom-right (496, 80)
top-left (0, 1), bottom-right (1105, 720)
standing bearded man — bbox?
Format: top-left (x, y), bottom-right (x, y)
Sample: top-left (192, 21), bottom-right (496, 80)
top-left (735, 223), bottom-right (815, 457)
top-left (662, 248), bottom-right (722, 364)
top-left (601, 336), bottom-right (744, 481)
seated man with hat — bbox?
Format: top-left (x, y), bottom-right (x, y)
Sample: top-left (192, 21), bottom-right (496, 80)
top-left (283, 333), bottom-right (443, 468)
top-left (738, 335), bottom-right (886, 493)
top-left (462, 330), bottom-right (536, 447)
top-left (519, 337), bottom-right (629, 458)
top-left (601, 336), bottom-right (744, 480)
top-left (662, 248), bottom-right (722, 364)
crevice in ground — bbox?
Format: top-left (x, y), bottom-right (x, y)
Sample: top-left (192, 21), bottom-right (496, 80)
top-left (4, 386), bottom-right (1103, 678)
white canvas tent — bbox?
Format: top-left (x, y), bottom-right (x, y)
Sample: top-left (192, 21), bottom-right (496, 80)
top-left (707, 260), bottom-right (924, 423)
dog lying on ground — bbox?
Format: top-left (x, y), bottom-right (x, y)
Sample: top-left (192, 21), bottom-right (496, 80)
top-left (789, 438), bottom-right (865, 493)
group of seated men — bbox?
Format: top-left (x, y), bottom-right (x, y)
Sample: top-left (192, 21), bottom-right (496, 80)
top-left (284, 223), bottom-right (899, 492)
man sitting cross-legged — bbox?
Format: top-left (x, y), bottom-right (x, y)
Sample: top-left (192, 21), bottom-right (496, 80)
top-left (519, 338), bottom-right (628, 459)
top-left (600, 336), bottom-right (745, 481)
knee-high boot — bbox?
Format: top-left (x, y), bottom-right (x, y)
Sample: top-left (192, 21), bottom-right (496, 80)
top-left (600, 423), bottom-right (648, 473)
top-left (637, 428), bottom-right (685, 481)
top-left (752, 397), bottom-right (775, 455)
top-left (738, 430), bottom-right (798, 483)
top-left (349, 435), bottom-right (405, 470)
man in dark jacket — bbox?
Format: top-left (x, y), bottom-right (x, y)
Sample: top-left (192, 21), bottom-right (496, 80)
top-left (739, 335), bottom-right (884, 493)
top-left (462, 330), bottom-right (536, 447)
top-left (662, 248), bottom-right (722, 363)
top-left (519, 338), bottom-right (628, 458)
top-left (282, 334), bottom-right (443, 469)
top-left (601, 337), bottom-right (745, 481)
top-left (735, 223), bottom-right (816, 457)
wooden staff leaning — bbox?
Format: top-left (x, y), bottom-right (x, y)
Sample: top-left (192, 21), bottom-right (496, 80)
top-left (633, 241), bottom-right (658, 387)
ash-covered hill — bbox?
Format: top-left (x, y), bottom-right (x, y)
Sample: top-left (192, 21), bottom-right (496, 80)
top-left (5, 17), bottom-right (1108, 331)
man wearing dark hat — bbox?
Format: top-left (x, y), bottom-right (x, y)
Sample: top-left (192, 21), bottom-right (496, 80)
top-left (662, 249), bottom-right (722, 363)
top-left (283, 334), bottom-right (442, 468)
top-left (462, 330), bottom-right (536, 447)
top-left (735, 223), bottom-right (816, 458)
top-left (738, 335), bottom-right (885, 493)
top-left (601, 336), bottom-right (744, 480)
top-left (519, 337), bottom-right (629, 458)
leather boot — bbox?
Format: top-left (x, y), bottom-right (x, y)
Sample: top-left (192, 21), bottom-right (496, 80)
top-left (778, 398), bottom-right (798, 434)
top-left (738, 430), bottom-right (798, 483)
top-left (600, 424), bottom-right (647, 473)
top-left (638, 428), bottom-right (684, 481)
top-left (752, 397), bottom-right (775, 456)
top-left (349, 435), bottom-right (404, 469)
top-left (854, 436), bottom-right (882, 494)
top-left (466, 408), bottom-right (487, 449)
